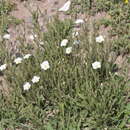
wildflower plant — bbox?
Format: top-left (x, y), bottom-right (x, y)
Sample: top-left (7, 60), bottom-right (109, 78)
top-left (0, 16), bottom-right (127, 129)
top-left (0, 0), bottom-right (129, 129)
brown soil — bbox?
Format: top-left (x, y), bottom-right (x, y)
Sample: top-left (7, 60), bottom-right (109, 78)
top-left (8, 0), bottom-right (72, 49)
top-left (10, 0), bottom-right (70, 22)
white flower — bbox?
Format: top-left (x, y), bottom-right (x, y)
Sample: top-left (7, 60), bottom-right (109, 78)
top-left (0, 64), bottom-right (7, 71)
top-left (14, 57), bottom-right (23, 64)
top-left (58, 1), bottom-right (71, 12)
top-left (92, 61), bottom-right (101, 69)
top-left (66, 47), bottom-right (72, 54)
top-left (28, 34), bottom-right (37, 40)
top-left (41, 61), bottom-right (50, 70)
top-left (32, 76), bottom-right (40, 83)
top-left (23, 82), bottom-right (31, 91)
top-left (23, 54), bottom-right (32, 59)
top-left (60, 39), bottom-right (68, 47)
top-left (96, 35), bottom-right (104, 43)
top-left (73, 40), bottom-right (80, 45)
top-left (29, 35), bottom-right (34, 40)
top-left (34, 34), bottom-right (37, 37)
top-left (3, 34), bottom-right (10, 40)
top-left (40, 42), bottom-right (44, 45)
top-left (72, 31), bottom-right (79, 38)
top-left (75, 19), bottom-right (84, 24)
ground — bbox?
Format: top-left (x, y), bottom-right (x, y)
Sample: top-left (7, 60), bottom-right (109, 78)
top-left (9, 0), bottom-right (130, 79)
top-left (0, 0), bottom-right (130, 129)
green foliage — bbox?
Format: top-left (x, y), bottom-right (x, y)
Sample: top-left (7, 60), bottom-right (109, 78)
top-left (0, 0), bottom-right (129, 129)
top-left (0, 17), bottom-right (127, 129)
top-left (44, 17), bottom-right (73, 43)
top-left (0, 0), bottom-right (14, 15)
top-left (71, 0), bottom-right (130, 51)
top-left (0, 0), bottom-right (20, 33)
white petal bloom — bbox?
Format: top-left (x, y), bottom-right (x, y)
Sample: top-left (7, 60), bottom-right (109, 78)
top-left (32, 76), bottom-right (40, 83)
top-left (34, 34), bottom-right (37, 38)
top-left (23, 82), bottom-right (31, 91)
top-left (66, 47), bottom-right (72, 54)
top-left (3, 34), bottom-right (10, 40)
top-left (40, 42), bottom-right (44, 45)
top-left (29, 34), bottom-right (37, 40)
top-left (14, 57), bottom-right (23, 64)
top-left (96, 35), bottom-right (104, 43)
top-left (75, 19), bottom-right (84, 24)
top-left (92, 61), bottom-right (101, 69)
top-left (29, 35), bottom-right (34, 40)
top-left (0, 64), bottom-right (7, 71)
top-left (41, 61), bottom-right (50, 70)
top-left (60, 39), bottom-right (68, 47)
top-left (58, 1), bottom-right (71, 12)
top-left (23, 54), bottom-right (32, 59)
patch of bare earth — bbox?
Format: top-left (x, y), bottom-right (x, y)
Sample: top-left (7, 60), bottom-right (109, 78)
top-left (7, 0), bottom-right (72, 50)
top-left (10, 0), bottom-right (71, 27)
